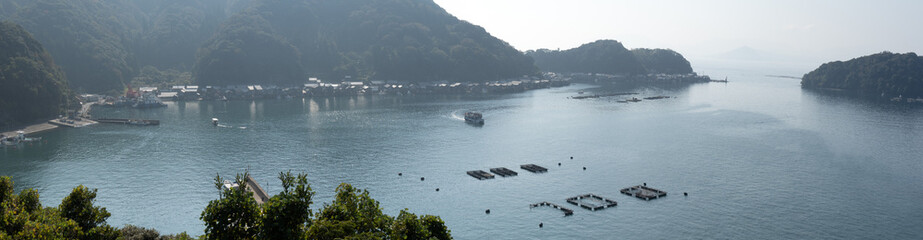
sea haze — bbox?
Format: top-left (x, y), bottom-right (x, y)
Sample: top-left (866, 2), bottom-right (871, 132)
top-left (1, 65), bottom-right (922, 239)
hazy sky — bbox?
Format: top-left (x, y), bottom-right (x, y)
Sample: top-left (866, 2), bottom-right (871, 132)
top-left (433, 0), bottom-right (922, 65)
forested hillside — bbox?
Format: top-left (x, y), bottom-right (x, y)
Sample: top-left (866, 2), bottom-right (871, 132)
top-left (0, 0), bottom-right (250, 94)
top-left (526, 40), bottom-right (694, 75)
top-left (802, 52), bottom-right (923, 98)
top-left (195, 0), bottom-right (537, 86)
top-left (0, 21), bottom-right (70, 127)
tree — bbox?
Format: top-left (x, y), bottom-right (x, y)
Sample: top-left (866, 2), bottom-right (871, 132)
top-left (200, 172), bottom-right (260, 240)
top-left (59, 185), bottom-right (110, 231)
top-left (305, 183), bottom-right (393, 240)
top-left (259, 171), bottom-right (315, 239)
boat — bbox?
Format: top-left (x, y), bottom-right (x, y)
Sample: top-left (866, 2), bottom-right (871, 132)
top-left (212, 118), bottom-right (219, 126)
top-left (464, 112), bottom-right (484, 125)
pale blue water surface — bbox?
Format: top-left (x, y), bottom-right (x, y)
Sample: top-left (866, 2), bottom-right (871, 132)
top-left (2, 65), bottom-right (922, 239)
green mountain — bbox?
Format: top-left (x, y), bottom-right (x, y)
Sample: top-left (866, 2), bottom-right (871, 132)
top-left (0, 21), bottom-right (70, 126)
top-left (526, 40), bottom-right (694, 75)
top-left (631, 48), bottom-right (693, 74)
top-left (194, 0), bottom-right (538, 86)
top-left (802, 52), bottom-right (923, 98)
top-left (0, 0), bottom-right (249, 93)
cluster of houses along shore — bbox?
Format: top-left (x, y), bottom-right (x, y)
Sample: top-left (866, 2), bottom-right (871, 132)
top-left (92, 75), bottom-right (571, 102)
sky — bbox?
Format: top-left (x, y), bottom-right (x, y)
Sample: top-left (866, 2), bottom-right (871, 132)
top-left (433, 0), bottom-right (923, 66)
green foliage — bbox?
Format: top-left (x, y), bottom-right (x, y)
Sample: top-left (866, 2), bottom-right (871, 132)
top-left (305, 183), bottom-right (393, 239)
top-left (120, 225), bottom-right (160, 240)
top-left (59, 185), bottom-right (110, 231)
top-left (259, 171), bottom-right (314, 240)
top-left (200, 172), bottom-right (260, 240)
top-left (802, 52), bottom-right (923, 98)
top-left (0, 21), bottom-right (70, 127)
top-left (0, 176), bottom-right (82, 239)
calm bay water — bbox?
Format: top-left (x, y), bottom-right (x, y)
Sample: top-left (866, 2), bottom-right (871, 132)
top-left (2, 65), bottom-right (923, 239)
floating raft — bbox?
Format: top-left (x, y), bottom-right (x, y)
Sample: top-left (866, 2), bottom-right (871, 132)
top-left (520, 164), bottom-right (548, 173)
top-left (466, 170), bottom-right (495, 180)
top-left (489, 167), bottom-right (518, 177)
top-left (530, 201), bottom-right (574, 216)
top-left (566, 193), bottom-right (618, 211)
top-left (620, 185), bottom-right (667, 200)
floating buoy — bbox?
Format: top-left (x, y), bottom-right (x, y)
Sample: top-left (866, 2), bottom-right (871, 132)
top-left (570, 156), bottom-right (573, 159)
top-left (558, 163), bottom-right (561, 166)
top-left (485, 209), bottom-right (490, 214)
top-left (435, 188), bottom-right (440, 192)
top-left (539, 222), bottom-right (543, 228)
top-left (398, 173), bottom-right (402, 176)
top-left (684, 192), bottom-right (688, 196)
top-left (420, 177), bottom-right (425, 181)
top-left (583, 167), bottom-right (586, 170)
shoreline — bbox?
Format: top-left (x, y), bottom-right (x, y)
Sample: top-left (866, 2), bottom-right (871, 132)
top-left (1, 121), bottom-right (58, 138)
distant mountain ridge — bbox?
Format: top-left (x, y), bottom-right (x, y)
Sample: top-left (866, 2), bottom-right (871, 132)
top-left (526, 40), bottom-right (694, 75)
top-left (801, 52), bottom-right (923, 98)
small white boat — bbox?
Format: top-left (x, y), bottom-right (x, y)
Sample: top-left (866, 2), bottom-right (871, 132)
top-left (212, 118), bottom-right (219, 126)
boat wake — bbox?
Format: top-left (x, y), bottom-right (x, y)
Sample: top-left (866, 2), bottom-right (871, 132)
top-left (216, 124), bottom-right (247, 130)
top-left (450, 110), bottom-right (465, 121)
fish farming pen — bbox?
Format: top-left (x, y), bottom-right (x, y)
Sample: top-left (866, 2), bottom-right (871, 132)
top-left (489, 167), bottom-right (518, 177)
top-left (520, 164), bottom-right (548, 173)
top-left (529, 201), bottom-right (574, 216)
top-left (466, 170), bottom-right (495, 180)
top-left (620, 185), bottom-right (667, 200)
top-left (566, 194), bottom-right (618, 211)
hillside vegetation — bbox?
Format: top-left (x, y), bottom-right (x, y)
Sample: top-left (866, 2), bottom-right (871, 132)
top-left (0, 21), bottom-right (69, 127)
top-left (194, 0), bottom-right (537, 86)
top-left (801, 52), bottom-right (923, 98)
top-left (526, 40), bottom-right (694, 75)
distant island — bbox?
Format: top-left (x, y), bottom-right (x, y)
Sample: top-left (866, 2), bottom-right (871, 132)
top-left (802, 52), bottom-right (923, 100)
top-left (526, 40), bottom-right (694, 75)
top-left (526, 40), bottom-right (709, 84)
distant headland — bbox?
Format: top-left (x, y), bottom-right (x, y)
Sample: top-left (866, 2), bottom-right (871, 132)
top-left (801, 52), bottom-right (923, 101)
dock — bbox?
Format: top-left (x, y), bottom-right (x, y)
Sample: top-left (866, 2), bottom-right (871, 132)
top-left (245, 175), bottom-right (270, 205)
top-left (489, 167), bottom-right (518, 177)
top-left (529, 202), bottom-right (574, 216)
top-left (48, 118), bottom-right (97, 128)
top-left (2, 123), bottom-right (58, 138)
top-left (520, 164), bottom-right (548, 173)
top-left (466, 170), bottom-right (495, 180)
top-left (95, 118), bottom-right (160, 126)
top-left (620, 185), bottom-right (667, 200)
top-left (566, 194), bottom-right (617, 211)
